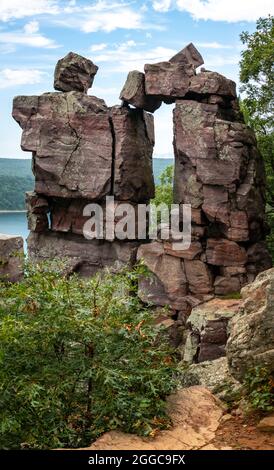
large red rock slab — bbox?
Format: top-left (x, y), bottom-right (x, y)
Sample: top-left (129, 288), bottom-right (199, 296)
top-left (144, 43), bottom-right (204, 103)
top-left (27, 231), bottom-right (139, 277)
top-left (144, 61), bottom-right (194, 103)
top-left (137, 241), bottom-right (188, 310)
top-left (189, 71), bottom-right (236, 99)
top-left (49, 198), bottom-right (143, 240)
top-left (111, 106), bottom-right (155, 202)
top-left (119, 70), bottom-right (161, 113)
top-left (13, 92), bottom-right (113, 200)
top-left (206, 238), bottom-right (247, 266)
top-left (54, 52), bottom-right (98, 93)
top-left (184, 259), bottom-right (214, 295)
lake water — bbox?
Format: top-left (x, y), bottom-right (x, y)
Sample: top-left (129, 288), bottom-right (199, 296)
top-left (0, 212), bottom-right (29, 250)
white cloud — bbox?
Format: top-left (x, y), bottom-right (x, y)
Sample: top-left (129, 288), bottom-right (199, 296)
top-left (92, 42), bottom-right (176, 72)
top-left (175, 0), bottom-right (274, 22)
top-left (0, 26), bottom-right (59, 49)
top-left (54, 1), bottom-right (164, 33)
top-left (0, 68), bottom-right (45, 89)
top-left (152, 0), bottom-right (172, 12)
top-left (81, 7), bottom-right (143, 33)
top-left (24, 20), bottom-right (40, 35)
top-left (90, 43), bottom-right (107, 52)
top-left (205, 54), bottom-right (240, 67)
top-left (0, 0), bottom-right (59, 22)
top-left (197, 41), bottom-right (233, 49)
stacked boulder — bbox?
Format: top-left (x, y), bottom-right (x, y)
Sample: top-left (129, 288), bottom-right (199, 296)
top-left (133, 44), bottom-right (272, 320)
top-left (13, 52), bottom-right (155, 275)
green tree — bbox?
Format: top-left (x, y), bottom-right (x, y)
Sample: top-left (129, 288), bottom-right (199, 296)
top-left (239, 15), bottom-right (274, 258)
top-left (0, 261), bottom-right (177, 449)
top-left (153, 164), bottom-right (174, 208)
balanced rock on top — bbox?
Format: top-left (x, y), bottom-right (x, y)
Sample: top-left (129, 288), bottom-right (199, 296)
top-left (119, 70), bottom-right (161, 113)
top-left (54, 52), bottom-right (98, 93)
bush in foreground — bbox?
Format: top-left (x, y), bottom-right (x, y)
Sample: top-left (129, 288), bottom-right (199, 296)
top-left (0, 261), bottom-right (177, 449)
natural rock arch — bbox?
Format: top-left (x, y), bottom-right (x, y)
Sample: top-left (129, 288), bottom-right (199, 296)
top-left (12, 44), bottom-right (272, 308)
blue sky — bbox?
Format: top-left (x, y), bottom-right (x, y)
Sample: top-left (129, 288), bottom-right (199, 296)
top-left (0, 0), bottom-right (273, 158)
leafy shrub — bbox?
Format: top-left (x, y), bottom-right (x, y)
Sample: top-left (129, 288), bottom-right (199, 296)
top-left (244, 366), bottom-right (274, 412)
top-left (0, 261), bottom-right (177, 449)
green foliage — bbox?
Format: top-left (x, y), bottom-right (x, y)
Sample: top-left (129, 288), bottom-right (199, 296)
top-left (153, 164), bottom-right (174, 208)
top-left (240, 15), bottom-right (274, 130)
top-left (244, 366), bottom-right (274, 413)
top-left (221, 292), bottom-right (242, 300)
top-left (0, 176), bottom-right (34, 210)
top-left (239, 16), bottom-right (274, 260)
top-left (0, 261), bottom-right (177, 449)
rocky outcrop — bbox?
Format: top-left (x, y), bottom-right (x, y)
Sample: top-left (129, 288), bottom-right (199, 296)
top-left (180, 357), bottom-right (242, 401)
top-left (183, 298), bottom-right (242, 363)
top-left (54, 52), bottom-right (98, 93)
top-left (0, 234), bottom-right (24, 282)
top-left (226, 268), bottom-right (274, 381)
top-left (138, 46), bottom-right (271, 308)
top-left (79, 387), bottom-right (224, 450)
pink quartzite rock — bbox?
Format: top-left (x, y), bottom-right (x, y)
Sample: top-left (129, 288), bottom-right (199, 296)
top-left (27, 231), bottom-right (140, 277)
top-left (206, 239), bottom-right (247, 267)
top-left (49, 198), bottom-right (143, 240)
top-left (183, 298), bottom-right (241, 364)
top-left (26, 192), bottom-right (49, 232)
top-left (189, 71), bottom-right (236, 99)
top-left (144, 61), bottom-right (194, 103)
top-left (0, 234), bottom-right (24, 282)
top-left (137, 241), bottom-right (188, 310)
top-left (13, 92), bottom-right (113, 200)
top-left (227, 268), bottom-right (274, 381)
top-left (144, 44), bottom-right (203, 103)
top-left (54, 52), bottom-right (98, 93)
top-left (119, 71), bottom-right (161, 113)
top-left (111, 106), bottom-right (155, 202)
top-left (184, 259), bottom-right (213, 295)
top-left (170, 43), bottom-right (204, 68)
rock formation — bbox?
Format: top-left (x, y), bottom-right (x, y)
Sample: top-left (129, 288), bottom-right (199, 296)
top-left (13, 53), bottom-right (155, 274)
top-left (12, 44), bottom-right (271, 314)
top-left (226, 267), bottom-right (274, 381)
top-left (0, 234), bottom-right (24, 282)
top-left (137, 44), bottom-right (272, 318)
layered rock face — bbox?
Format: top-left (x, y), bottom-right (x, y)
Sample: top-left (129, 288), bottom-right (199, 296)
top-left (13, 54), bottom-right (155, 274)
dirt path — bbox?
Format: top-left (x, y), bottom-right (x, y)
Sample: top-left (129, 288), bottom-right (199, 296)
top-left (210, 415), bottom-right (274, 450)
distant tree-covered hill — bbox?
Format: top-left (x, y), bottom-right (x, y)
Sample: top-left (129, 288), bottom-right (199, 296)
top-left (0, 157), bottom-right (173, 210)
top-left (0, 158), bottom-right (34, 210)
